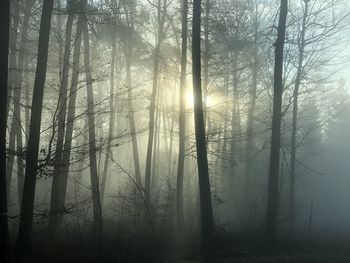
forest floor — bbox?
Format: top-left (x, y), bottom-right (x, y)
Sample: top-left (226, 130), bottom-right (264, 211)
top-left (6, 229), bottom-right (350, 262)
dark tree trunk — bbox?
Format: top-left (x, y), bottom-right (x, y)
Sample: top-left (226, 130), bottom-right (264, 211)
top-left (176, 0), bottom-right (188, 232)
top-left (265, 0), bottom-right (288, 244)
top-left (48, 8), bottom-right (75, 239)
top-left (125, 42), bottom-right (142, 186)
top-left (6, 0), bottom-right (20, 196)
top-left (57, 11), bottom-right (85, 225)
top-left (145, 0), bottom-right (166, 202)
top-left (101, 33), bottom-right (117, 204)
top-left (202, 0), bottom-right (210, 122)
top-left (15, 0), bottom-right (54, 253)
top-left (122, 2), bottom-right (142, 186)
top-left (289, 0), bottom-right (308, 232)
top-left (83, 20), bottom-right (102, 243)
top-left (245, 37), bottom-right (258, 194)
top-left (0, 0), bottom-right (10, 256)
top-left (192, 0), bottom-right (214, 248)
top-left (14, 0), bottom-right (35, 207)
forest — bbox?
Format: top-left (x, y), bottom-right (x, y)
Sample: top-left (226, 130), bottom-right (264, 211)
top-left (1, 0), bottom-right (350, 262)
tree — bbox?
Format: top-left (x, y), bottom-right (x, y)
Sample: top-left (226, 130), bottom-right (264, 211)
top-left (265, 0), bottom-right (288, 243)
top-left (83, 14), bottom-right (102, 244)
top-left (15, 0), bottom-right (55, 253)
top-left (55, 8), bottom-right (85, 232)
top-left (0, 0), bottom-right (10, 256)
top-left (176, 0), bottom-right (188, 232)
top-left (49, 0), bottom-right (75, 239)
top-left (122, 0), bottom-right (142, 187)
top-left (145, 0), bottom-right (167, 202)
top-left (101, 30), bottom-right (117, 203)
top-left (192, 0), bottom-right (214, 248)
top-left (289, 0), bottom-right (309, 233)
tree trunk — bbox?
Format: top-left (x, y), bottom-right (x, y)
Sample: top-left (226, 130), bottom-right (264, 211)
top-left (125, 42), bottom-right (142, 186)
top-left (101, 33), bottom-right (117, 204)
top-left (245, 36), bottom-right (258, 195)
top-left (57, 11), bottom-right (85, 225)
top-left (15, 0), bottom-right (54, 253)
top-left (289, 0), bottom-right (308, 233)
top-left (48, 8), bottom-right (75, 239)
top-left (192, 0), bottom-right (214, 248)
top-left (14, 0), bottom-right (35, 208)
top-left (265, 0), bottom-right (288, 244)
top-left (0, 0), bottom-right (10, 256)
top-left (83, 20), bottom-right (102, 243)
top-left (145, 0), bottom-right (166, 202)
top-left (176, 0), bottom-right (188, 232)
top-left (202, 0), bottom-right (210, 123)
top-left (6, 0), bottom-right (20, 196)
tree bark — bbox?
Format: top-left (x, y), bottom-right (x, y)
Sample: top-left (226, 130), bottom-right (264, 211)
top-left (123, 2), bottom-right (142, 186)
top-left (0, 0), bottom-right (10, 256)
top-left (6, 0), bottom-right (20, 196)
top-left (245, 33), bottom-right (258, 195)
top-left (83, 19), bottom-right (102, 243)
top-left (57, 11), bottom-right (85, 224)
top-left (48, 6), bottom-right (75, 239)
top-left (289, 0), bottom-right (309, 232)
top-left (101, 33), bottom-right (117, 204)
top-left (145, 0), bottom-right (166, 202)
top-left (15, 0), bottom-right (54, 253)
top-left (176, 0), bottom-right (188, 232)
top-left (265, 0), bottom-right (288, 244)
top-left (192, 0), bottom-right (214, 248)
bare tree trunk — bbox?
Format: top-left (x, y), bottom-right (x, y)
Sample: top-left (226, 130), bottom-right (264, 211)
top-left (245, 35), bottom-right (258, 195)
top-left (176, 0), bottom-right (188, 231)
top-left (6, 0), bottom-right (20, 196)
top-left (14, 0), bottom-right (35, 208)
top-left (0, 0), bottom-right (10, 256)
top-left (289, 0), bottom-right (308, 233)
top-left (202, 0), bottom-right (210, 123)
top-left (192, 0), bottom-right (214, 248)
top-left (56, 11), bottom-right (85, 231)
top-left (101, 33), bottom-right (117, 204)
top-left (83, 20), bottom-right (102, 243)
top-left (265, 0), bottom-right (288, 244)
top-left (15, 0), bottom-right (54, 253)
top-left (122, 2), bottom-right (142, 186)
top-left (151, 90), bottom-right (160, 195)
top-left (48, 6), bottom-right (75, 239)
top-left (145, 0), bottom-right (166, 202)
top-left (125, 43), bottom-right (142, 186)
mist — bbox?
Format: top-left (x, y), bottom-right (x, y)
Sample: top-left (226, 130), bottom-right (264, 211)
top-left (1, 0), bottom-right (350, 262)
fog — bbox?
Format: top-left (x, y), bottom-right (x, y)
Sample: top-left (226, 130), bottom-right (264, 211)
top-left (1, 0), bottom-right (350, 262)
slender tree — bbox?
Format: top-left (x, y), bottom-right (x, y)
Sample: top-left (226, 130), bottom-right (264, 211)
top-left (15, 0), bottom-right (55, 252)
top-left (265, 0), bottom-right (288, 243)
top-left (83, 17), bottom-right (102, 243)
top-left (123, 1), bottom-right (142, 186)
top-left (0, 0), bottom-right (11, 256)
top-left (6, 0), bottom-right (20, 195)
top-left (176, 0), bottom-right (188, 231)
top-left (49, 0), bottom-right (75, 238)
top-left (101, 31), bottom-right (117, 203)
top-left (289, 0), bottom-right (309, 232)
top-left (192, 0), bottom-right (214, 248)
top-left (145, 0), bottom-right (167, 202)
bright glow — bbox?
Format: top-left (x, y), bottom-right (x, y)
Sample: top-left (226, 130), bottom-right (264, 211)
top-left (186, 91), bottom-right (194, 109)
top-left (186, 91), bottom-right (214, 109)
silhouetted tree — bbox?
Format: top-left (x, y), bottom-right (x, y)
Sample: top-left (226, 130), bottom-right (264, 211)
top-left (176, 0), bottom-right (188, 232)
top-left (15, 0), bottom-right (55, 253)
top-left (192, 0), bottom-right (214, 248)
top-left (265, 0), bottom-right (288, 243)
top-left (0, 0), bottom-right (10, 257)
